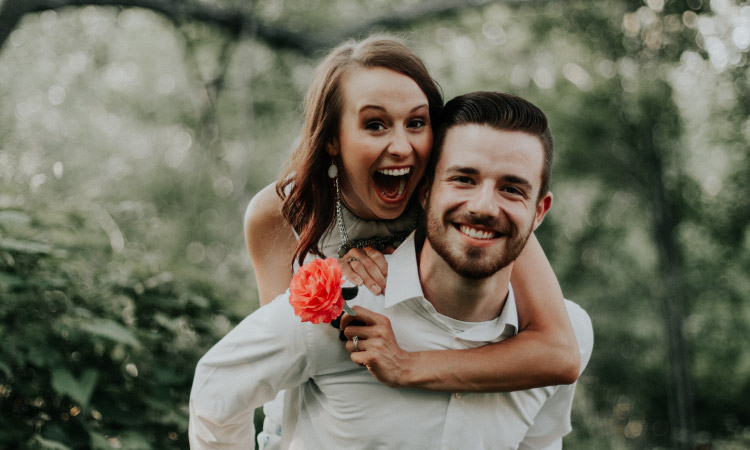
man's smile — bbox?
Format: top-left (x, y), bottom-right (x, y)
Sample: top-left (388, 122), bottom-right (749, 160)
top-left (457, 224), bottom-right (498, 240)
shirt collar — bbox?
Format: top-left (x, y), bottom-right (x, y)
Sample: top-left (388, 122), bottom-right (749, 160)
top-left (383, 232), bottom-right (518, 342)
top-left (383, 232), bottom-right (425, 309)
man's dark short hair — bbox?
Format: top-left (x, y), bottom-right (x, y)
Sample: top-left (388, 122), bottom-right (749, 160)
top-left (427, 92), bottom-right (554, 200)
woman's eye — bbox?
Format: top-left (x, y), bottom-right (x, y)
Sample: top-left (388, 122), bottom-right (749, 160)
top-left (365, 121), bottom-right (386, 131)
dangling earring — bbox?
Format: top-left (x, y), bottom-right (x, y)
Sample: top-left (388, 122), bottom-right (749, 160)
top-left (328, 162), bottom-right (338, 179)
top-left (330, 160), bottom-right (352, 256)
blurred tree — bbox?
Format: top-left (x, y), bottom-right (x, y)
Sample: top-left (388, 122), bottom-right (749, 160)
top-left (1, 0), bottom-right (748, 449)
top-left (0, 0), bottom-right (514, 54)
top-left (0, 201), bottom-right (243, 448)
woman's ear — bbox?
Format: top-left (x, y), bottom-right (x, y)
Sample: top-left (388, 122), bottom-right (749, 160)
top-left (326, 138), bottom-right (340, 156)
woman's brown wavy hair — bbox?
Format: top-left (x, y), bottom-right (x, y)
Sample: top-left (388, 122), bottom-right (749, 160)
top-left (276, 36), bottom-right (443, 266)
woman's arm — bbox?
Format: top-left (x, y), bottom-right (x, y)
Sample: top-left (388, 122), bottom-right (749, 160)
top-left (244, 183), bottom-right (298, 306)
top-left (342, 233), bottom-right (581, 392)
top-left (244, 184), bottom-right (391, 305)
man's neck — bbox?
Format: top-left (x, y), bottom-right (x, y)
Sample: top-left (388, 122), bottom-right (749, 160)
top-left (417, 238), bottom-right (511, 323)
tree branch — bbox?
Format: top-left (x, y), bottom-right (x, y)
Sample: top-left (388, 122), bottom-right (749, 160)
top-left (0, 0), bottom-right (546, 54)
top-left (0, 0), bottom-right (32, 51)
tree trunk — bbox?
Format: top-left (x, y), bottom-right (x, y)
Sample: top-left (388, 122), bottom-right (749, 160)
top-left (651, 163), bottom-right (695, 450)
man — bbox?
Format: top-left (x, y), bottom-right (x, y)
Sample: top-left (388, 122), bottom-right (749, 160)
top-left (189, 92), bottom-right (594, 449)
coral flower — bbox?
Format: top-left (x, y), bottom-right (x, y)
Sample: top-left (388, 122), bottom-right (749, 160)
top-left (289, 258), bottom-right (345, 324)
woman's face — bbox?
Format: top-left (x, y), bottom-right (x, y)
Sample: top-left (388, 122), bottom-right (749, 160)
top-left (330, 66), bottom-right (433, 221)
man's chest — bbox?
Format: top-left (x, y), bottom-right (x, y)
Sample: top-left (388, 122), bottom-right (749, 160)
top-left (301, 300), bottom-right (552, 449)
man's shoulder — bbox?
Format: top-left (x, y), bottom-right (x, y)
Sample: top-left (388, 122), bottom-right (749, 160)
top-left (563, 299), bottom-right (594, 372)
top-left (260, 292), bottom-right (352, 366)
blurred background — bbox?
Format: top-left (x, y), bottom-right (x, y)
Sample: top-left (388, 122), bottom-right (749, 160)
top-left (0, 0), bottom-right (748, 449)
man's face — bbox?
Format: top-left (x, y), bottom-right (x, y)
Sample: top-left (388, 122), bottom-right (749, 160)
top-left (421, 124), bottom-right (552, 279)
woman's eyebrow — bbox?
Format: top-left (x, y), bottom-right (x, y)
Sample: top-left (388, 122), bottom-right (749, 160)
top-left (359, 103), bottom-right (429, 114)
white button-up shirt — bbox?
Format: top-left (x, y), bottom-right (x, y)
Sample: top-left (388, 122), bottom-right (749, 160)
top-left (189, 233), bottom-right (594, 450)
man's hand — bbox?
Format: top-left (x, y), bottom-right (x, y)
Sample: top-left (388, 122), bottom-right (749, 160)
top-left (340, 306), bottom-right (413, 388)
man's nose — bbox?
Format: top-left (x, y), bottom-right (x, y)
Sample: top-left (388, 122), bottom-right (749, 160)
top-left (466, 183), bottom-right (498, 217)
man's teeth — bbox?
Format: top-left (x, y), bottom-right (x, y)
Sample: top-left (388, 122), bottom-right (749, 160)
top-left (377, 168), bottom-right (411, 176)
top-left (459, 225), bottom-right (495, 240)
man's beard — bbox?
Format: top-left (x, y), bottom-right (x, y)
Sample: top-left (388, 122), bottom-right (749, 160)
top-left (425, 205), bottom-right (533, 280)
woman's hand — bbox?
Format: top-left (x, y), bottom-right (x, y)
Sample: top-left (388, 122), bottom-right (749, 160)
top-left (340, 306), bottom-right (413, 388)
top-left (338, 246), bottom-right (394, 295)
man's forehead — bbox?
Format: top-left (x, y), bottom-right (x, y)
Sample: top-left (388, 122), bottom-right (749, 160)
top-left (440, 124), bottom-right (543, 159)
top-left (437, 124), bottom-right (545, 182)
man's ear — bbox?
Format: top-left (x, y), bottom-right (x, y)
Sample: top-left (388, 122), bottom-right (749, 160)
top-left (532, 191), bottom-right (553, 230)
top-left (326, 138), bottom-right (340, 156)
top-left (419, 182), bottom-right (431, 210)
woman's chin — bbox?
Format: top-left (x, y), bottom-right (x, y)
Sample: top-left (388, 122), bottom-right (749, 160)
top-left (343, 189), bottom-right (411, 221)
top-left (371, 197), bottom-right (410, 220)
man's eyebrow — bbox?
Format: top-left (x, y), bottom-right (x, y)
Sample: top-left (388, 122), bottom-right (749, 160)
top-left (444, 166), bottom-right (479, 175)
top-left (501, 174), bottom-right (533, 191)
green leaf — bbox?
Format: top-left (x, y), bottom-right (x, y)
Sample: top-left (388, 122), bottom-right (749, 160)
top-left (188, 295), bottom-right (210, 309)
top-left (26, 345), bottom-right (59, 368)
top-left (0, 272), bottom-right (24, 289)
top-left (51, 368), bottom-right (99, 408)
top-left (0, 238), bottom-right (52, 255)
top-left (0, 360), bottom-right (11, 378)
top-left (88, 431), bottom-right (111, 450)
top-left (342, 286), bottom-right (359, 300)
top-left (117, 431), bottom-right (154, 450)
top-left (79, 319), bottom-right (141, 348)
top-left (153, 312), bottom-right (182, 333)
top-left (0, 210), bottom-right (31, 229)
top-left (31, 435), bottom-right (73, 450)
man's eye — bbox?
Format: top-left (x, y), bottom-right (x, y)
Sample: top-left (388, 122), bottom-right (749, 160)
top-left (365, 121), bottom-right (386, 131)
top-left (502, 186), bottom-right (523, 195)
top-left (408, 118), bottom-right (426, 129)
top-left (451, 176), bottom-right (473, 184)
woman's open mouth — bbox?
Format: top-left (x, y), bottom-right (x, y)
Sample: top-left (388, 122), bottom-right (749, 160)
top-left (373, 167), bottom-right (411, 202)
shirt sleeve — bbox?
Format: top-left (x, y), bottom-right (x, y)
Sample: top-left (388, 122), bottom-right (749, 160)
top-left (517, 300), bottom-right (594, 449)
top-left (188, 295), bottom-right (315, 449)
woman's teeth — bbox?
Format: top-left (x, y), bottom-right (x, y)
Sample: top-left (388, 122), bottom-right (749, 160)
top-left (459, 225), bottom-right (495, 240)
top-left (377, 167), bottom-right (411, 176)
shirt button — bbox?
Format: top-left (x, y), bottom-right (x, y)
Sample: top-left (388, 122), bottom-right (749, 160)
top-left (454, 392), bottom-right (462, 399)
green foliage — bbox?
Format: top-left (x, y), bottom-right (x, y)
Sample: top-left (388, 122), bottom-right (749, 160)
top-left (1, 1), bottom-right (749, 449)
top-left (0, 205), bottom-right (242, 449)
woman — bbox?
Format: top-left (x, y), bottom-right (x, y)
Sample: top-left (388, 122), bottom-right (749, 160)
top-left (245, 35), bottom-right (580, 446)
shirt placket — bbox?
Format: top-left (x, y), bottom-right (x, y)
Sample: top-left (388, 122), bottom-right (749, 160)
top-left (438, 336), bottom-right (470, 450)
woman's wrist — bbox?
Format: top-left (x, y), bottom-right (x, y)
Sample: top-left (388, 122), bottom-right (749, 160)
top-left (374, 350), bottom-right (426, 389)
top-left (389, 351), bottom-right (421, 388)
top-left (391, 351), bottom-right (448, 390)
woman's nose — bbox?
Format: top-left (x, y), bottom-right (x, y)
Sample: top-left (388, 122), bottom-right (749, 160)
top-left (386, 127), bottom-right (412, 158)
